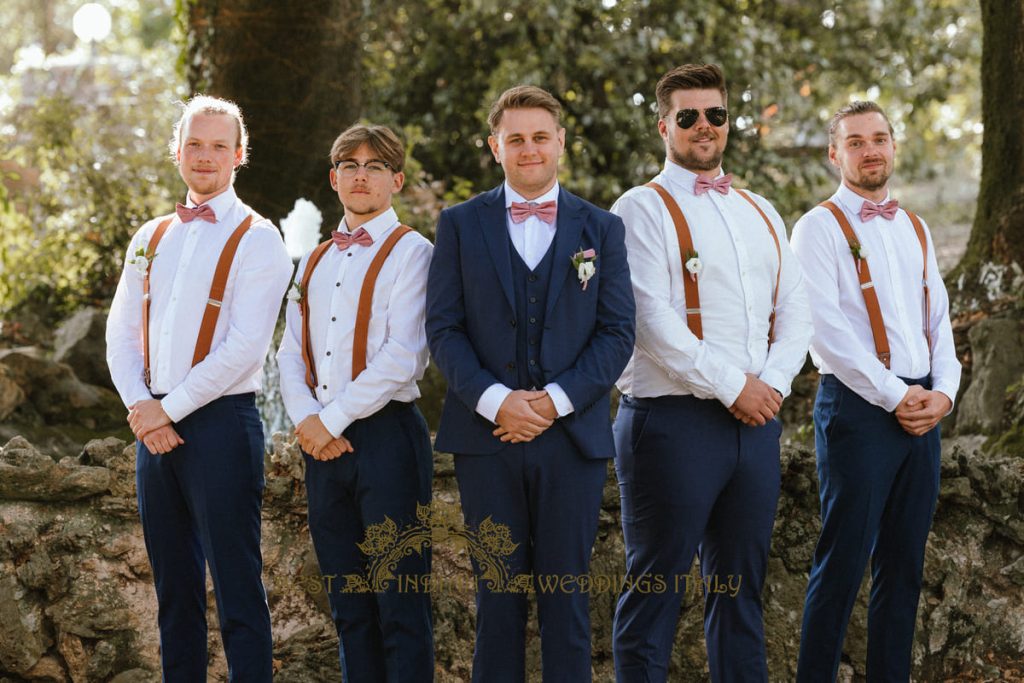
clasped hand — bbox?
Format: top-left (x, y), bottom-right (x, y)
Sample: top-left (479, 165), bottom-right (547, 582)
top-left (493, 390), bottom-right (557, 443)
top-left (128, 399), bottom-right (183, 455)
top-left (295, 414), bottom-right (354, 461)
top-left (729, 373), bottom-right (782, 427)
top-left (894, 385), bottom-right (950, 436)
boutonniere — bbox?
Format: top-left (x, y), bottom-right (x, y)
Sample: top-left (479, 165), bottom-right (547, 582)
top-left (849, 241), bottom-right (869, 274)
top-left (571, 248), bottom-right (598, 291)
top-left (684, 249), bottom-right (703, 282)
top-left (287, 281), bottom-right (304, 306)
top-left (128, 244), bottom-right (157, 276)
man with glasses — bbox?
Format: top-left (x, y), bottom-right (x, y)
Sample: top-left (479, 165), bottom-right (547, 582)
top-left (277, 124), bottom-right (434, 681)
top-left (791, 101), bottom-right (960, 682)
top-left (609, 63), bottom-right (812, 682)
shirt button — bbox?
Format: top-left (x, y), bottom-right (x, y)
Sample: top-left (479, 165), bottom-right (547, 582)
top-left (347, 253), bottom-right (352, 258)
top-left (336, 282), bottom-right (341, 287)
top-left (331, 316), bottom-right (336, 322)
top-left (322, 384), bottom-right (327, 390)
top-left (326, 351), bottom-right (332, 356)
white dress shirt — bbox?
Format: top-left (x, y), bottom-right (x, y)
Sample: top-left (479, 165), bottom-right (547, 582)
top-left (474, 181), bottom-right (574, 423)
top-left (611, 160), bottom-right (813, 407)
top-left (790, 182), bottom-right (961, 411)
top-left (277, 208), bottom-right (433, 438)
top-left (106, 186), bottom-right (293, 422)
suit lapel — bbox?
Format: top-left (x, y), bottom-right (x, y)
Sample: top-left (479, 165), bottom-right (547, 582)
top-left (476, 185), bottom-right (516, 312)
top-left (545, 188), bottom-right (584, 319)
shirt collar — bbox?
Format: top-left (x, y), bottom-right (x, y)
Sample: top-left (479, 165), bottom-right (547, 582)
top-left (337, 206), bottom-right (399, 241)
top-left (503, 180), bottom-right (560, 208)
top-left (184, 185), bottom-right (238, 221)
top-left (662, 159), bottom-right (727, 195)
top-left (836, 182), bottom-right (892, 221)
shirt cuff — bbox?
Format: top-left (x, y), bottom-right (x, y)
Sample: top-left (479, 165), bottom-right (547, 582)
top-left (758, 368), bottom-right (791, 399)
top-left (713, 366), bottom-right (749, 409)
top-left (933, 384), bottom-right (958, 414)
top-left (476, 383), bottom-right (513, 424)
top-left (319, 401), bottom-right (353, 439)
top-left (160, 387), bottom-right (197, 424)
top-left (544, 382), bottom-right (574, 417)
top-left (880, 375), bottom-right (911, 413)
top-left (128, 388), bottom-right (154, 410)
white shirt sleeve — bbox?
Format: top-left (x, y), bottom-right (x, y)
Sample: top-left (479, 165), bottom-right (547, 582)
top-left (613, 190), bottom-right (748, 408)
top-left (105, 225), bottom-right (157, 409)
top-left (159, 226), bottom-right (294, 422)
top-left (276, 251), bottom-right (325, 427)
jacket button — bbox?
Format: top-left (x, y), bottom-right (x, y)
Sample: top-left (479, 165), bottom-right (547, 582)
top-left (507, 362), bottom-right (516, 370)
top-left (510, 319), bottom-right (516, 327)
top-left (529, 296), bottom-right (537, 303)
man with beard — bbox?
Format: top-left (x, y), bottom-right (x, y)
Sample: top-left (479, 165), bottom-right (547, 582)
top-left (106, 95), bottom-right (292, 681)
top-left (609, 63), bottom-right (812, 682)
top-left (790, 101), bottom-right (960, 682)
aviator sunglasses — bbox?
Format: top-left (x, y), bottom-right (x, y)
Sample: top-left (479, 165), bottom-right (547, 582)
top-left (675, 106), bottom-right (729, 129)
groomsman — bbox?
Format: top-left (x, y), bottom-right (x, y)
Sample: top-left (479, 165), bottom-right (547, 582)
top-left (426, 85), bottom-right (635, 682)
top-left (106, 95), bottom-right (292, 681)
top-left (277, 124), bottom-right (434, 681)
top-left (610, 63), bottom-right (812, 682)
top-left (791, 101), bottom-right (960, 682)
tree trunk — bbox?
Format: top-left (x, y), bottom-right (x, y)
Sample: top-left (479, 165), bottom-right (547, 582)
top-left (183, 0), bottom-right (362, 232)
top-left (950, 0), bottom-right (1024, 299)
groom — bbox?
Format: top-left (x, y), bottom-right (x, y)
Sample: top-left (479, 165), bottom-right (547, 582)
top-left (425, 85), bottom-right (635, 682)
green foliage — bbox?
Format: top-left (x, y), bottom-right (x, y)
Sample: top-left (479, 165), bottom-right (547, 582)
top-left (363, 0), bottom-right (980, 224)
top-left (1, 87), bottom-right (180, 321)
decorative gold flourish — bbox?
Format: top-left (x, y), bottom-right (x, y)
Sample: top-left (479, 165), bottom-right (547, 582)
top-left (345, 503), bottom-right (526, 593)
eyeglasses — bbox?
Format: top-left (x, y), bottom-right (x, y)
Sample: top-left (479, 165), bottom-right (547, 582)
top-left (674, 107), bottom-right (729, 129)
top-left (333, 159), bottom-right (393, 177)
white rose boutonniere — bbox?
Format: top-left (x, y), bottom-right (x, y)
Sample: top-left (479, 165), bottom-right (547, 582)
top-left (571, 248), bottom-right (598, 291)
top-left (128, 244), bottom-right (156, 276)
top-left (287, 281), bottom-right (304, 305)
top-left (849, 241), bottom-right (869, 274)
top-left (684, 249), bottom-right (702, 282)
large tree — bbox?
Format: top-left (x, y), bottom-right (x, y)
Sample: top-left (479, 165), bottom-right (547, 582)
top-left (949, 0), bottom-right (1024, 303)
top-left (182, 0), bottom-right (363, 229)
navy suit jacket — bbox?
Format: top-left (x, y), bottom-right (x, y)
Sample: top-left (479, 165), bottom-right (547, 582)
top-left (426, 184), bottom-right (635, 459)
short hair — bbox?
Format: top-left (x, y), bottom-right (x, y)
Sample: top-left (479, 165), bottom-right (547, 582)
top-left (487, 85), bottom-right (563, 133)
top-left (655, 63), bottom-right (728, 118)
top-left (828, 101), bottom-right (894, 146)
top-left (329, 124), bottom-right (406, 173)
top-left (169, 94), bottom-right (249, 164)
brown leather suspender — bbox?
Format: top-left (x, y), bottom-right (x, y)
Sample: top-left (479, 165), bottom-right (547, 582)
top-left (820, 201), bottom-right (931, 369)
top-left (298, 224), bottom-right (414, 392)
top-left (141, 213), bottom-right (259, 386)
top-left (646, 182), bottom-right (782, 345)
top-left (298, 240), bottom-right (335, 390)
top-left (142, 215), bottom-right (175, 387)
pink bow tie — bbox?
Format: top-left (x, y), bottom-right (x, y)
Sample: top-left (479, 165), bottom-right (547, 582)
top-left (694, 174), bottom-right (733, 196)
top-left (331, 227), bottom-right (374, 250)
top-left (859, 199), bottom-right (899, 222)
top-left (175, 203), bottom-right (217, 223)
top-left (510, 200), bottom-right (557, 224)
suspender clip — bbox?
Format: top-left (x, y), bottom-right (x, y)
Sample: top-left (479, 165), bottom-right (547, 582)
top-left (207, 298), bottom-right (222, 308)
top-left (685, 307), bottom-right (701, 314)
top-left (860, 281), bottom-right (874, 290)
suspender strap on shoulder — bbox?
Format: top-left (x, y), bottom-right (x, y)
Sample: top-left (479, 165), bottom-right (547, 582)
top-left (820, 200), bottom-right (892, 368)
top-left (191, 214), bottom-right (258, 366)
top-left (298, 239), bottom-right (336, 391)
top-left (142, 214), bottom-right (175, 387)
top-left (904, 209), bottom-right (932, 357)
top-left (646, 182), bottom-right (703, 339)
top-left (737, 190), bottom-right (783, 345)
top-left (352, 225), bottom-right (414, 379)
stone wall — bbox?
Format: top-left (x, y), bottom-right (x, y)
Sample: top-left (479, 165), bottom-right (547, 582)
top-left (0, 430), bottom-right (1021, 682)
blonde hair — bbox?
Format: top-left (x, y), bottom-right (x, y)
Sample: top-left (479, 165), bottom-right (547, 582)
top-left (169, 94), bottom-right (249, 165)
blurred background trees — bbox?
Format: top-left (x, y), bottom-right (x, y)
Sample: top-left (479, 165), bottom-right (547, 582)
top-left (0, 0), bottom-right (1005, 323)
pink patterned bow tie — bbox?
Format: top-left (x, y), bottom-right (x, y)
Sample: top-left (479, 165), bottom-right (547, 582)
top-left (510, 200), bottom-right (557, 224)
top-left (175, 203), bottom-right (217, 223)
top-left (331, 227), bottom-right (374, 250)
top-left (694, 174), bottom-right (733, 196)
top-left (859, 199), bottom-right (900, 222)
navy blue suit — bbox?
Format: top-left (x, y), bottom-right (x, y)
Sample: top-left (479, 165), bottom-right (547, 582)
top-left (426, 185), bottom-right (635, 682)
